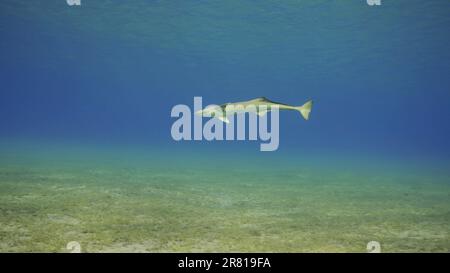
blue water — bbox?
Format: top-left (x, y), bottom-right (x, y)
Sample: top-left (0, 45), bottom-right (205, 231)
top-left (0, 0), bottom-right (449, 252)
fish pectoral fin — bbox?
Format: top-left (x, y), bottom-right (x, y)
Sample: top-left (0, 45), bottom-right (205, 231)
top-left (257, 110), bottom-right (268, 116)
top-left (217, 116), bottom-right (230, 123)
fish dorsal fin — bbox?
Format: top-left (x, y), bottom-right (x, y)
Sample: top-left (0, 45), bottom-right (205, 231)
top-left (252, 97), bottom-right (269, 102)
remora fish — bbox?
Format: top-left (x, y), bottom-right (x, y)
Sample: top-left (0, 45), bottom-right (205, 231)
top-left (196, 97), bottom-right (313, 123)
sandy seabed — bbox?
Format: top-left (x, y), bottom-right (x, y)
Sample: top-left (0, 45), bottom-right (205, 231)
top-left (0, 161), bottom-right (449, 253)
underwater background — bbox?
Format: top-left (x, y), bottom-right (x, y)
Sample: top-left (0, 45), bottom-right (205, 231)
top-left (0, 0), bottom-right (449, 252)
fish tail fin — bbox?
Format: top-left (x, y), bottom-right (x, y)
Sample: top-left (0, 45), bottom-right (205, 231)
top-left (297, 100), bottom-right (313, 120)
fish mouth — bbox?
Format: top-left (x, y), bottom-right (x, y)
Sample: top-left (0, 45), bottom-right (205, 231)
top-left (195, 110), bottom-right (203, 116)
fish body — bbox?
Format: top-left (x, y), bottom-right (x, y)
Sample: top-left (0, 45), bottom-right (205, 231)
top-left (196, 97), bottom-right (313, 123)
